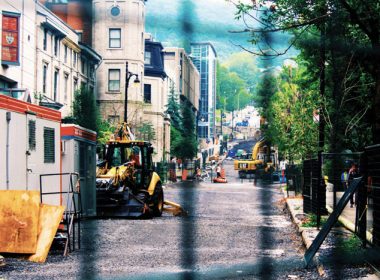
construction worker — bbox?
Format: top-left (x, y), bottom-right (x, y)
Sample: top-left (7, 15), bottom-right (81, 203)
top-left (216, 163), bottom-right (222, 178)
top-left (128, 146), bottom-right (141, 166)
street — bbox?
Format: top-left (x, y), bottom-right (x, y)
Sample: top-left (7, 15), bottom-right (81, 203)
top-left (1, 161), bottom-right (323, 280)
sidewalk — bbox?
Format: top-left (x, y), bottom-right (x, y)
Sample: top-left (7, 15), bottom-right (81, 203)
top-left (284, 189), bottom-right (379, 278)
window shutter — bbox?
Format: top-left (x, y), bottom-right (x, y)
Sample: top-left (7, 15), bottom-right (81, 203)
top-left (44, 127), bottom-right (55, 163)
top-left (28, 120), bottom-right (36, 151)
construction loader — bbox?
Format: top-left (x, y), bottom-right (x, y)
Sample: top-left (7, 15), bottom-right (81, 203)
top-left (233, 138), bottom-right (276, 179)
top-left (96, 123), bottom-right (184, 217)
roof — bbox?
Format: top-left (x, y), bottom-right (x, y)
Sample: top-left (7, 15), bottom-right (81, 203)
top-left (190, 42), bottom-right (217, 57)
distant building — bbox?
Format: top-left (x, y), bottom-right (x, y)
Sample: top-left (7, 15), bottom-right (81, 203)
top-left (92, 0), bottom-right (146, 126)
top-left (190, 42), bottom-right (217, 140)
top-left (143, 36), bottom-right (169, 162)
top-left (163, 47), bottom-right (199, 113)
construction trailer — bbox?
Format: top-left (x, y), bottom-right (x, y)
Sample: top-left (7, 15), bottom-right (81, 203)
top-left (0, 95), bottom-right (61, 205)
top-left (61, 124), bottom-right (97, 217)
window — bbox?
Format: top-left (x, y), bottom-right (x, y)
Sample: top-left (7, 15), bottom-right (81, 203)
top-left (108, 69), bottom-right (120, 91)
top-left (28, 120), bottom-right (36, 151)
top-left (110, 6), bottom-right (121, 17)
top-left (144, 84), bottom-right (151, 103)
top-left (64, 45), bottom-right (68, 63)
top-left (1, 14), bottom-right (20, 64)
top-left (144, 51), bottom-right (151, 65)
top-left (81, 57), bottom-right (85, 75)
top-left (44, 127), bottom-right (55, 163)
top-left (73, 52), bottom-right (77, 67)
top-left (54, 70), bottom-right (59, 101)
top-left (108, 115), bottom-right (120, 125)
top-left (73, 77), bottom-right (78, 91)
top-left (109, 28), bottom-right (121, 48)
top-left (64, 73), bottom-right (69, 102)
top-left (43, 64), bottom-right (48, 93)
top-left (54, 36), bottom-right (59, 56)
top-left (77, 32), bottom-right (83, 42)
top-left (43, 28), bottom-right (48, 51)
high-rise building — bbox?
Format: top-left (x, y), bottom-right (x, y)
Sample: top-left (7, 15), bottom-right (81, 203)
top-left (190, 42), bottom-right (217, 140)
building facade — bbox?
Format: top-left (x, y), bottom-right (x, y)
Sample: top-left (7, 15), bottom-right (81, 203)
top-left (0, 0), bottom-right (101, 118)
top-left (35, 2), bottom-right (101, 117)
top-left (190, 42), bottom-right (217, 140)
top-left (163, 47), bottom-right (199, 113)
top-left (92, 0), bottom-right (146, 126)
top-left (143, 37), bottom-right (169, 162)
top-left (0, 0), bottom-right (36, 101)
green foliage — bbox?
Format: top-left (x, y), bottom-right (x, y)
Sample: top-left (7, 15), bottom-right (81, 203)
top-left (178, 104), bottom-right (198, 160)
top-left (170, 126), bottom-right (183, 157)
top-left (97, 119), bottom-right (115, 145)
top-left (301, 214), bottom-right (327, 228)
top-left (136, 123), bottom-right (156, 142)
top-left (337, 235), bottom-right (363, 253)
top-left (71, 87), bottom-right (98, 132)
top-left (233, 0), bottom-right (378, 151)
top-left (216, 52), bottom-right (259, 115)
top-left (167, 93), bottom-right (197, 160)
top-left (266, 65), bottom-right (319, 161)
top-left (165, 85), bottom-right (182, 131)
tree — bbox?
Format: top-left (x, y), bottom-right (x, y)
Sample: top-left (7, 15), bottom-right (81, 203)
top-left (136, 123), bottom-right (156, 142)
top-left (165, 85), bottom-right (182, 131)
top-left (216, 62), bottom-right (251, 112)
top-left (178, 103), bottom-right (198, 160)
top-left (230, 0), bottom-right (378, 151)
top-left (266, 64), bottom-right (319, 161)
top-left (224, 52), bottom-right (259, 91)
top-left (71, 87), bottom-right (98, 132)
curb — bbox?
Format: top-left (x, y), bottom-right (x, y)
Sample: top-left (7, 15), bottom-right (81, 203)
top-left (284, 195), bottom-right (326, 276)
top-left (326, 205), bottom-right (373, 244)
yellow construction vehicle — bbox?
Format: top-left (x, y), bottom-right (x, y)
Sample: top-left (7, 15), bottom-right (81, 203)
top-left (96, 123), bottom-right (184, 217)
top-left (233, 138), bottom-right (275, 179)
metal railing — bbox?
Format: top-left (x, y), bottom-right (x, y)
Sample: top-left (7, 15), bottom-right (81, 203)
top-left (40, 173), bottom-right (82, 255)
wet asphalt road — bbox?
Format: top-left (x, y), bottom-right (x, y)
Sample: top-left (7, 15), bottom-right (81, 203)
top-left (2, 161), bottom-right (321, 280)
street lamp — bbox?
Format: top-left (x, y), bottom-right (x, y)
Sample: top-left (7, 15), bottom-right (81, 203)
top-left (124, 62), bottom-right (140, 123)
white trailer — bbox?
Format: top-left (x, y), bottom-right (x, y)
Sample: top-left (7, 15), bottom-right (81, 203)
top-left (0, 95), bottom-right (61, 205)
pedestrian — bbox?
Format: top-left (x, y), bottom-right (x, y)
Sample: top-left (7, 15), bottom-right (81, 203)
top-left (216, 163), bottom-right (222, 178)
top-left (348, 163), bottom-right (359, 207)
top-left (170, 157), bottom-right (177, 182)
top-left (341, 169), bottom-right (349, 191)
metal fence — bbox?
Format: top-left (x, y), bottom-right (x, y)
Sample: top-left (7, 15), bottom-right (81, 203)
top-left (285, 164), bottom-right (303, 196)
top-left (364, 145), bottom-right (380, 246)
top-left (154, 159), bottom-right (200, 183)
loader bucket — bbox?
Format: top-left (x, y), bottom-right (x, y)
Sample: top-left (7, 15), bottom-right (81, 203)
top-left (96, 188), bottom-right (148, 218)
top-left (163, 200), bottom-right (187, 217)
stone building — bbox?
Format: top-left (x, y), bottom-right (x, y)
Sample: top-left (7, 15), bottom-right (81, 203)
top-left (92, 0), bottom-right (146, 126)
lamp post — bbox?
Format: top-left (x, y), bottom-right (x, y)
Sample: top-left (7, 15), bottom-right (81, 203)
top-left (124, 62), bottom-right (140, 123)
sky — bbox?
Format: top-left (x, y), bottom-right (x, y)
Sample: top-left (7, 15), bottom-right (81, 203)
top-left (145, 0), bottom-right (297, 64)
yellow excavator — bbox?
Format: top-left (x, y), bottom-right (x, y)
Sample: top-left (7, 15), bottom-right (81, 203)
top-left (234, 138), bottom-right (275, 179)
top-left (96, 123), bottom-right (184, 217)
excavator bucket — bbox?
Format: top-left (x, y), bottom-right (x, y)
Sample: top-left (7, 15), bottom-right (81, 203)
top-left (163, 200), bottom-right (187, 217)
